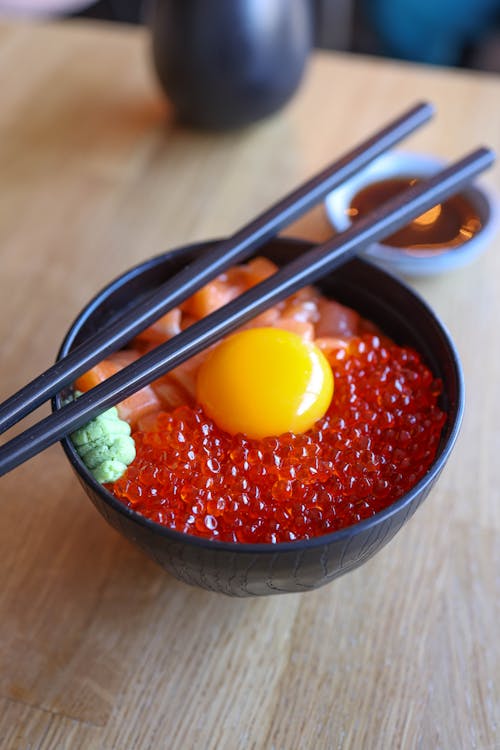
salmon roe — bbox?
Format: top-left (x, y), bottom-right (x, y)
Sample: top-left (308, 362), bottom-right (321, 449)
top-left (110, 335), bottom-right (446, 544)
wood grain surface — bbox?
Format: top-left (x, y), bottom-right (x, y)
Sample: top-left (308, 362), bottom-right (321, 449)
top-left (0, 19), bottom-right (499, 750)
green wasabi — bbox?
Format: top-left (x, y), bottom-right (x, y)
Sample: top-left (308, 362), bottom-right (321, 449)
top-left (70, 403), bottom-right (135, 484)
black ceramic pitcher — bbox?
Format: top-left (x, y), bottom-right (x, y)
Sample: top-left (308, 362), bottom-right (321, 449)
top-left (150, 0), bottom-right (313, 129)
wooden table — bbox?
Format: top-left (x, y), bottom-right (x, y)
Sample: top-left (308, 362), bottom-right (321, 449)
top-left (0, 19), bottom-right (499, 750)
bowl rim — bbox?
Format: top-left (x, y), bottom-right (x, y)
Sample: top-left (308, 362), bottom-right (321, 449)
top-left (55, 237), bottom-right (465, 554)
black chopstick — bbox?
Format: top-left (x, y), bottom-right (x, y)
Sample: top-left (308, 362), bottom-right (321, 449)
top-left (0, 146), bottom-right (494, 477)
top-left (0, 102), bottom-right (434, 435)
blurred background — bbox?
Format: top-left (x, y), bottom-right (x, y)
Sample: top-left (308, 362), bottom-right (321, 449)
top-left (0, 0), bottom-right (499, 72)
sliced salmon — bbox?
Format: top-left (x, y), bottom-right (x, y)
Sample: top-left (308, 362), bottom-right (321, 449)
top-left (314, 336), bottom-right (349, 358)
top-left (75, 349), bottom-right (162, 428)
top-left (315, 298), bottom-right (362, 339)
top-left (180, 256), bottom-right (278, 320)
top-left (134, 308), bottom-right (182, 349)
top-left (151, 372), bottom-right (195, 409)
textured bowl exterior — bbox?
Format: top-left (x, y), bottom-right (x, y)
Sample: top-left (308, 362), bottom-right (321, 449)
top-left (55, 238), bottom-right (464, 596)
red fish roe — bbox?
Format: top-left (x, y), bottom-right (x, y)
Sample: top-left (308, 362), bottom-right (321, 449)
top-left (110, 335), bottom-right (446, 544)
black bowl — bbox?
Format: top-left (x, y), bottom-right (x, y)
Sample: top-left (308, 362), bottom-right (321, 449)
top-left (55, 238), bottom-right (464, 597)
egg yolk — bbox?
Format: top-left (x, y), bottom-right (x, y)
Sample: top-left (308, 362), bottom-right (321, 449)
top-left (196, 327), bottom-right (334, 439)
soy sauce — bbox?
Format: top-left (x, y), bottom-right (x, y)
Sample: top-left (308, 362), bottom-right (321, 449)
top-left (348, 177), bottom-right (482, 251)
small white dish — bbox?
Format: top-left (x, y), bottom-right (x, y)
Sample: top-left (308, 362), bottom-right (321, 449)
top-left (324, 151), bottom-right (500, 277)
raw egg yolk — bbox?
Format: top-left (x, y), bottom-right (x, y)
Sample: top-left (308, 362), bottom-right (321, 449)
top-left (196, 327), bottom-right (334, 439)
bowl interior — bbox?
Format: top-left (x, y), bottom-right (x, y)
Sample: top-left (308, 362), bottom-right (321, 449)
top-left (53, 237), bottom-right (464, 594)
top-left (57, 236), bottom-right (463, 513)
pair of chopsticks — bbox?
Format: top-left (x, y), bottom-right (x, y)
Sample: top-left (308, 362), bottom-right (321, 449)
top-left (0, 102), bottom-right (494, 476)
